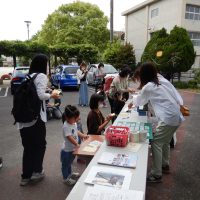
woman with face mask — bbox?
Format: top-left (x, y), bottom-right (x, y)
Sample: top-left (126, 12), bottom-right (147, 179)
top-left (108, 66), bottom-right (135, 114)
top-left (94, 63), bottom-right (106, 92)
top-left (76, 62), bottom-right (89, 107)
top-left (87, 94), bottom-right (115, 135)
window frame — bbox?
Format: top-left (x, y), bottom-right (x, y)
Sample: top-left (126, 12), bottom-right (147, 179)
top-left (185, 4), bottom-right (200, 21)
top-left (151, 8), bottom-right (159, 18)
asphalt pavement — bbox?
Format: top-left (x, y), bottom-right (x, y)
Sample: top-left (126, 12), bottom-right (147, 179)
top-left (0, 81), bottom-right (200, 200)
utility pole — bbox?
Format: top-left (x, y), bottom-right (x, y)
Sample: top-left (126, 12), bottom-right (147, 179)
top-left (110, 0), bottom-right (113, 43)
top-left (24, 21), bottom-right (31, 40)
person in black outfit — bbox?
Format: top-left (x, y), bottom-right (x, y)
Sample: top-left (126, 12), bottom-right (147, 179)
top-left (112, 91), bottom-right (126, 122)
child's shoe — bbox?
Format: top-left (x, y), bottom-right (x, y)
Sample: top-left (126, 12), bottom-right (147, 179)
top-left (63, 178), bottom-right (76, 186)
top-left (71, 172), bottom-right (80, 178)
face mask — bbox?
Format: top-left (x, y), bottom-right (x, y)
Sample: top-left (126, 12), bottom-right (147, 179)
top-left (98, 103), bottom-right (104, 108)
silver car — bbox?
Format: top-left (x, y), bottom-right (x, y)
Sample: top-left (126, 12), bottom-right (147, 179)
top-left (87, 64), bottom-right (118, 85)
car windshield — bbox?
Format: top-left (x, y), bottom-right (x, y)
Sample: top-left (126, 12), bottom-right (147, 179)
top-left (64, 67), bottom-right (78, 74)
top-left (103, 65), bottom-right (118, 74)
top-left (13, 68), bottom-right (29, 76)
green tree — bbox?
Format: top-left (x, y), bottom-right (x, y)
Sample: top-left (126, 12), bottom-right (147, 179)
top-left (103, 40), bottom-right (121, 68)
top-left (141, 26), bottom-right (195, 80)
top-left (103, 41), bottom-right (136, 69)
top-left (117, 43), bottom-right (136, 70)
top-left (37, 1), bottom-right (109, 51)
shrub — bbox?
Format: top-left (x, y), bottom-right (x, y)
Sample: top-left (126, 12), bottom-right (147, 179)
top-left (173, 81), bottom-right (188, 89)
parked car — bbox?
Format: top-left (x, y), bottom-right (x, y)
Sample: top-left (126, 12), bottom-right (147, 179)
top-left (10, 66), bottom-right (29, 95)
top-left (87, 64), bottom-right (118, 85)
top-left (50, 65), bottom-right (79, 89)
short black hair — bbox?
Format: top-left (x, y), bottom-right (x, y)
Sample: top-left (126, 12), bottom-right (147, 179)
top-left (29, 54), bottom-right (48, 74)
top-left (114, 91), bottom-right (122, 99)
top-left (98, 63), bottom-right (104, 68)
top-left (89, 94), bottom-right (104, 109)
top-left (62, 105), bottom-right (80, 123)
top-left (119, 67), bottom-right (131, 78)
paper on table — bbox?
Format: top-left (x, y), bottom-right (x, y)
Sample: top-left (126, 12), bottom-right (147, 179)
top-left (98, 152), bottom-right (137, 168)
top-left (88, 140), bottom-right (102, 147)
top-left (82, 146), bottom-right (97, 153)
top-left (126, 142), bottom-right (142, 152)
top-left (119, 113), bottom-right (129, 118)
top-left (82, 186), bottom-right (144, 200)
top-left (84, 166), bottom-right (132, 190)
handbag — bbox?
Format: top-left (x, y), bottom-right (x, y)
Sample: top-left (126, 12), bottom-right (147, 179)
top-left (180, 105), bottom-right (190, 116)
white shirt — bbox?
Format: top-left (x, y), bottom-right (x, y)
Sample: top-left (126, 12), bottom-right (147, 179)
top-left (62, 121), bottom-right (79, 152)
top-left (132, 82), bottom-right (182, 126)
top-left (76, 69), bottom-right (88, 84)
top-left (158, 74), bottom-right (183, 105)
top-left (17, 73), bottom-right (51, 129)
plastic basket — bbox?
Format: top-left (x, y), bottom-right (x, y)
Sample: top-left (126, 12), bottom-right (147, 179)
top-left (105, 126), bottom-right (130, 147)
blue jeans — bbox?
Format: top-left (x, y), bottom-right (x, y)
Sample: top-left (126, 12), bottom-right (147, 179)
top-left (60, 150), bottom-right (75, 179)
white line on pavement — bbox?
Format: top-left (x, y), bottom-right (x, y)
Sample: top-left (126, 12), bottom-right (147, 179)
top-left (0, 87), bottom-right (9, 98)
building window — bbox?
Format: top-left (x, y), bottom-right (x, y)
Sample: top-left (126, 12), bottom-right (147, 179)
top-left (185, 4), bottom-right (200, 20)
top-left (188, 32), bottom-right (200, 46)
top-left (151, 8), bottom-right (159, 18)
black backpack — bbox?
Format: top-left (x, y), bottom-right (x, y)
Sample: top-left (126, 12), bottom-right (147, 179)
top-left (12, 73), bottom-right (42, 124)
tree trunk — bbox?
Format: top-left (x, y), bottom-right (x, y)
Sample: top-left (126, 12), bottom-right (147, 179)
top-left (55, 55), bottom-right (57, 67)
top-left (178, 72), bottom-right (181, 81)
top-left (13, 55), bottom-right (17, 68)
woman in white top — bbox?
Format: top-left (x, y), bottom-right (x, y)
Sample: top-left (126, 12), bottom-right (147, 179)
top-left (19, 54), bottom-right (60, 186)
top-left (130, 62), bottom-right (183, 183)
top-left (76, 62), bottom-right (89, 106)
top-left (108, 66), bottom-right (134, 114)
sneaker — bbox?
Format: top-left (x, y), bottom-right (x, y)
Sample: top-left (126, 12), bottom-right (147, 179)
top-left (31, 170), bottom-right (45, 181)
top-left (147, 174), bottom-right (162, 183)
top-left (63, 178), bottom-right (76, 186)
top-left (71, 172), bottom-right (80, 178)
top-left (162, 165), bottom-right (170, 174)
top-left (20, 178), bottom-right (30, 186)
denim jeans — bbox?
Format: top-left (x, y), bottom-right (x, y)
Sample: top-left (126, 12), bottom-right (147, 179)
top-left (60, 150), bottom-right (75, 180)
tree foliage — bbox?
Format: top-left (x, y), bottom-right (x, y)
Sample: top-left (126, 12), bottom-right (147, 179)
top-left (103, 41), bottom-right (136, 70)
top-left (141, 26), bottom-right (196, 75)
top-left (36, 1), bottom-right (109, 51)
top-left (50, 43), bottom-right (98, 65)
top-left (0, 40), bottom-right (49, 67)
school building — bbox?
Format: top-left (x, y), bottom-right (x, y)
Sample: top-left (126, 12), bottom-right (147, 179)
top-left (122, 0), bottom-right (200, 68)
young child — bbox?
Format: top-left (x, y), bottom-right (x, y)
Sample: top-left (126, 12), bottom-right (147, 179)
top-left (113, 91), bottom-right (126, 122)
top-left (96, 84), bottom-right (107, 107)
top-left (61, 105), bottom-right (88, 185)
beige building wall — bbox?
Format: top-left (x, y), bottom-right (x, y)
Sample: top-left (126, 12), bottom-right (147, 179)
top-left (123, 0), bottom-right (200, 68)
top-left (125, 8), bottom-right (148, 63)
